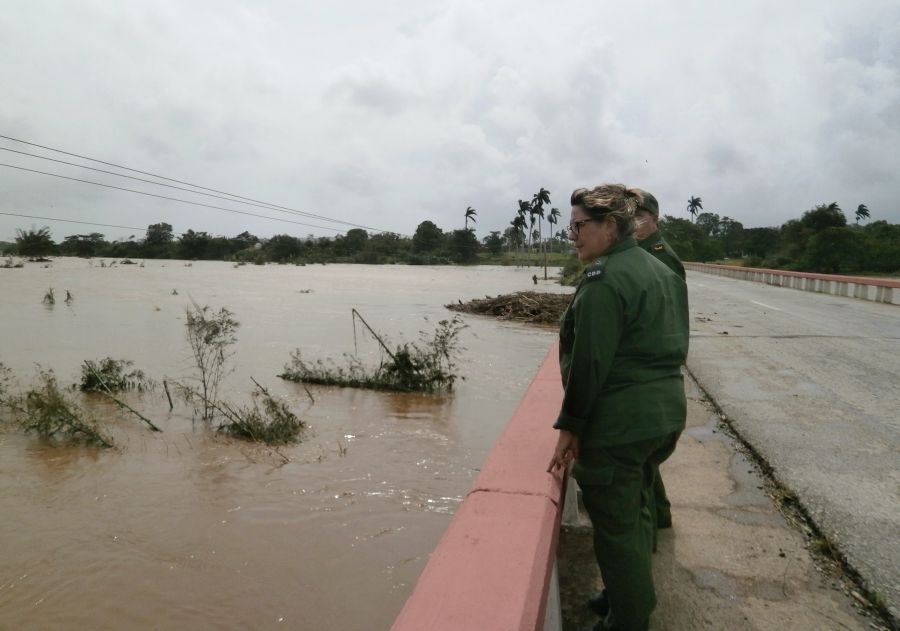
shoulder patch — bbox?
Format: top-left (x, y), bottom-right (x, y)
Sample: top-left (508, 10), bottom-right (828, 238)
top-left (582, 256), bottom-right (608, 282)
top-left (653, 243), bottom-right (665, 251)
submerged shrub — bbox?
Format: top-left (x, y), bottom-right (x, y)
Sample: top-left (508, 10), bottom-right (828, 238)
top-left (80, 358), bottom-right (153, 392)
top-left (0, 362), bottom-right (15, 424)
top-left (281, 353), bottom-right (376, 389)
top-left (0, 361), bottom-right (10, 397)
top-left (184, 303), bottom-right (240, 420)
top-left (216, 384), bottom-right (305, 444)
top-left (18, 371), bottom-right (114, 448)
top-left (280, 316), bottom-right (466, 393)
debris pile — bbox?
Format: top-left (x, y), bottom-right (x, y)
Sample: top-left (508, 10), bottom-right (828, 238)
top-left (447, 291), bottom-right (572, 325)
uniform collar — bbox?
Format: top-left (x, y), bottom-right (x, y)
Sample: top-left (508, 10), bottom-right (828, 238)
top-left (637, 230), bottom-right (661, 251)
top-left (581, 236), bottom-right (637, 281)
top-left (603, 235), bottom-right (637, 258)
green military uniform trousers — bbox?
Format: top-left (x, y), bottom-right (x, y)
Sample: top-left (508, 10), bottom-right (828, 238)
top-left (575, 430), bottom-right (681, 631)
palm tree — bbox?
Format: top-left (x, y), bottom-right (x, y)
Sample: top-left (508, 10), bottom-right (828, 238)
top-left (533, 187), bottom-right (551, 207)
top-left (855, 204), bottom-right (870, 224)
top-left (517, 199), bottom-right (532, 250)
top-left (464, 206), bottom-right (477, 230)
top-left (528, 210), bottom-right (537, 252)
top-left (547, 208), bottom-right (560, 252)
top-left (687, 196), bottom-right (703, 222)
top-left (532, 188), bottom-right (551, 254)
top-left (509, 215), bottom-right (527, 262)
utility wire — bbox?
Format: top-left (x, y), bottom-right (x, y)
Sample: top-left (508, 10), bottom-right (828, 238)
top-left (0, 211), bottom-right (147, 233)
top-left (0, 163), bottom-right (344, 233)
top-left (0, 146), bottom-right (381, 232)
top-left (0, 134), bottom-right (396, 234)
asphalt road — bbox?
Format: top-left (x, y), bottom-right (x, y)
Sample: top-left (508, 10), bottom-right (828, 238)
top-left (685, 271), bottom-right (900, 620)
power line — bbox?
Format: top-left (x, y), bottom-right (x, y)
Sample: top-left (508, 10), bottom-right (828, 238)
top-left (0, 146), bottom-right (380, 231)
top-left (0, 211), bottom-right (147, 233)
top-left (0, 163), bottom-right (345, 233)
top-left (0, 134), bottom-right (396, 234)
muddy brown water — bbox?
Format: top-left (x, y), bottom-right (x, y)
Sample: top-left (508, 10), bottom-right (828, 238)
top-left (0, 259), bottom-right (569, 630)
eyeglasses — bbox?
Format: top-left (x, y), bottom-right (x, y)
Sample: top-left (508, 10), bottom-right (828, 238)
top-left (567, 218), bottom-right (595, 236)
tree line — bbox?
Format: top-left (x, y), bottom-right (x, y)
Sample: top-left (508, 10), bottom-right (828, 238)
top-left (5, 199), bottom-right (896, 275)
top-left (3, 220), bottom-right (487, 265)
top-left (660, 202), bottom-right (898, 274)
top-left (2, 186), bottom-right (562, 266)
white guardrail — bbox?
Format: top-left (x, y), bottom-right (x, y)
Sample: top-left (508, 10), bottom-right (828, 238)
top-left (684, 263), bottom-right (899, 306)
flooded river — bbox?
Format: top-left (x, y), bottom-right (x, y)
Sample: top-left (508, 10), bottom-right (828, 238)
top-left (0, 259), bottom-right (569, 630)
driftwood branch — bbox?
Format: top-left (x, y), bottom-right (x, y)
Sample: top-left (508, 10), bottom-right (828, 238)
top-left (250, 377), bottom-right (269, 395)
top-left (163, 379), bottom-right (174, 410)
top-left (352, 308), bottom-right (398, 362)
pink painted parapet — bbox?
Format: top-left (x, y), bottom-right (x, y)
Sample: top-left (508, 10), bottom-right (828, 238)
top-left (392, 343), bottom-right (566, 631)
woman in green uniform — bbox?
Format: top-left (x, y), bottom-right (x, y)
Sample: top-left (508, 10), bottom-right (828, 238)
top-left (547, 184), bottom-right (689, 631)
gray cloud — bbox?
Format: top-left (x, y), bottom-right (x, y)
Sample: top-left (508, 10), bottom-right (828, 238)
top-left (1, 0), bottom-right (898, 243)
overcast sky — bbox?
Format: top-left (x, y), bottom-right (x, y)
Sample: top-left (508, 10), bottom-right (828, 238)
top-left (1, 0), bottom-right (898, 243)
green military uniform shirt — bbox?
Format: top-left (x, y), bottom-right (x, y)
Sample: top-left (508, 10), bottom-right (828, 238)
top-left (638, 230), bottom-right (685, 280)
top-left (555, 236), bottom-right (689, 447)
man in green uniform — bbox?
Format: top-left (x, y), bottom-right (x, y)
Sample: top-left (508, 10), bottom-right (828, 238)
top-left (631, 188), bottom-right (685, 530)
top-left (632, 188), bottom-right (685, 281)
top-left (549, 184), bottom-right (690, 631)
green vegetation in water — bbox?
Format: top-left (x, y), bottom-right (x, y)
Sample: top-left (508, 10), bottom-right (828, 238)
top-left (215, 382), bottom-right (305, 444)
top-left (171, 302), bottom-right (304, 444)
top-left (14, 370), bottom-right (114, 448)
top-left (1, 257), bottom-right (24, 269)
top-left (280, 315), bottom-right (466, 393)
top-left (0, 362), bottom-right (14, 424)
top-left (80, 358), bottom-right (154, 392)
top-left (183, 303), bottom-right (240, 420)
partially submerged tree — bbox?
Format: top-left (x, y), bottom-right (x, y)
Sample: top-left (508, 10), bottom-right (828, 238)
top-left (184, 303), bottom-right (240, 420)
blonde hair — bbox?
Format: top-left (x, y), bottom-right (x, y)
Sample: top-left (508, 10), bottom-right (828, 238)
top-left (570, 183), bottom-right (637, 237)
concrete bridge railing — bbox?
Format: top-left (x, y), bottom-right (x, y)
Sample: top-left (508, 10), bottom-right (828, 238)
top-left (392, 344), bottom-right (566, 631)
top-left (685, 263), bottom-right (900, 305)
